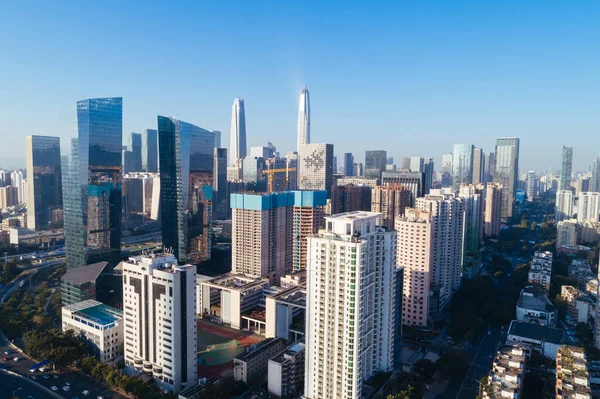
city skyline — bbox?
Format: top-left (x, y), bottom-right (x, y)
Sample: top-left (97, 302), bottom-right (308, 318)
top-left (2, 2), bottom-right (600, 171)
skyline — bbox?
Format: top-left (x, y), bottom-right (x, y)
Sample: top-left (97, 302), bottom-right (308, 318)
top-left (2, 1), bottom-right (600, 171)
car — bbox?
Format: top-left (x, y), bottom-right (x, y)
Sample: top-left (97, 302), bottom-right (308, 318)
top-left (65, 381), bottom-right (71, 386)
top-left (51, 386), bottom-right (58, 391)
top-left (30, 375), bottom-right (38, 380)
top-left (43, 374), bottom-right (50, 379)
top-left (62, 386), bottom-right (71, 392)
top-left (39, 367), bottom-right (46, 372)
top-left (4, 351), bottom-right (10, 355)
top-left (97, 396), bottom-right (104, 399)
top-left (82, 390), bottom-right (90, 396)
top-left (13, 357), bottom-right (19, 361)
top-left (53, 374), bottom-right (59, 379)
top-left (2, 357), bottom-right (7, 361)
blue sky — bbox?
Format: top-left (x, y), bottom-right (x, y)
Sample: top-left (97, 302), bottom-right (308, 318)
top-left (1, 1), bottom-right (599, 172)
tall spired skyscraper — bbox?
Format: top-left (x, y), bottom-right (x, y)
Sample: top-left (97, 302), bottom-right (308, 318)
top-left (297, 87), bottom-right (310, 151)
top-left (229, 98), bottom-right (247, 165)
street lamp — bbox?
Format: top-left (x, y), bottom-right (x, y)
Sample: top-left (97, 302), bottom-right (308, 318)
top-left (12, 387), bottom-right (22, 398)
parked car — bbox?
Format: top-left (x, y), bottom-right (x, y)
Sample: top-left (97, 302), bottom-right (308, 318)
top-left (51, 386), bottom-right (58, 391)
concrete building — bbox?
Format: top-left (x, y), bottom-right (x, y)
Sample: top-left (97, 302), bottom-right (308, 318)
top-left (61, 261), bottom-right (113, 306)
top-left (364, 150), bottom-right (387, 179)
top-left (494, 137), bottom-right (520, 219)
top-left (196, 273), bottom-right (270, 332)
top-left (556, 346), bottom-right (591, 399)
top-left (298, 143), bottom-right (334, 196)
top-left (305, 212), bottom-right (396, 399)
top-left (371, 184), bottom-right (412, 229)
top-left (335, 177), bottom-right (379, 188)
top-left (122, 253), bottom-right (197, 394)
top-left (268, 340), bottom-right (306, 398)
top-left (233, 337), bottom-right (287, 384)
top-left (265, 285), bottom-right (306, 342)
top-left (482, 345), bottom-right (528, 399)
top-left (62, 299), bottom-right (123, 362)
top-left (343, 153), bottom-right (354, 176)
top-left (577, 192), bottom-right (600, 223)
top-left (331, 184), bottom-right (372, 214)
top-left (526, 170), bottom-right (538, 201)
top-left (381, 171), bottom-right (425, 203)
top-left (0, 185), bottom-right (19, 209)
top-left (561, 286), bottom-right (592, 324)
top-left (515, 286), bottom-right (557, 328)
top-left (557, 220), bottom-right (579, 251)
top-left (292, 191), bottom-right (327, 272)
top-left (528, 251), bottom-right (553, 293)
top-left (472, 147), bottom-right (484, 185)
top-left (484, 183), bottom-right (503, 237)
top-left (556, 190), bottom-right (574, 222)
top-left (506, 320), bottom-right (564, 359)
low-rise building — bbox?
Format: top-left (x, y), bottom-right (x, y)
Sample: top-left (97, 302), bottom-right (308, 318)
top-left (233, 338), bottom-right (287, 384)
top-left (265, 286), bottom-right (306, 342)
top-left (482, 345), bottom-right (528, 399)
top-left (515, 286), bottom-right (557, 327)
top-left (561, 285), bottom-right (593, 324)
top-left (556, 346), bottom-right (591, 399)
top-left (528, 251), bottom-right (553, 293)
top-left (506, 320), bottom-right (565, 359)
top-left (279, 270), bottom-right (307, 289)
top-left (61, 261), bottom-right (110, 305)
top-left (61, 299), bottom-right (123, 362)
top-left (268, 340), bottom-right (306, 398)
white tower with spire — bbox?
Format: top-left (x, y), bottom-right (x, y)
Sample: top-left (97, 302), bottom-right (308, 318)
top-left (297, 87), bottom-right (310, 152)
top-left (229, 97), bottom-right (247, 165)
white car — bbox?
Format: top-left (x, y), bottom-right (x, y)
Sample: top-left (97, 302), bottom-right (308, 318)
top-left (62, 386), bottom-right (71, 392)
top-left (51, 386), bottom-right (58, 391)
top-left (82, 390), bottom-right (90, 396)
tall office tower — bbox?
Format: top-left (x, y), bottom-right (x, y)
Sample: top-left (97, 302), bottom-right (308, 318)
top-left (331, 184), bottom-right (372, 214)
top-left (63, 97), bottom-right (123, 268)
top-left (472, 148), bottom-right (484, 184)
top-left (213, 148), bottom-right (228, 220)
top-left (122, 253), bottom-right (196, 394)
top-left (484, 183), bottom-right (503, 237)
top-left (298, 143), bottom-right (334, 196)
top-left (401, 157), bottom-right (411, 170)
top-left (494, 137), bottom-right (520, 219)
top-left (122, 149), bottom-right (134, 174)
top-left (578, 192), bottom-right (600, 223)
top-left (229, 97), bottom-right (247, 165)
top-left (459, 185), bottom-right (483, 256)
top-left (128, 133), bottom-right (142, 172)
top-left (10, 170), bottom-right (24, 203)
top-left (365, 150), bottom-right (387, 179)
top-left (297, 87), bottom-right (310, 151)
top-left (141, 129), bottom-right (158, 173)
top-left (332, 156), bottom-right (338, 174)
top-left (212, 130), bottom-right (221, 148)
top-left (484, 152), bottom-right (496, 183)
top-left (344, 153), bottom-right (354, 176)
top-left (158, 116), bottom-right (215, 264)
top-left (0, 170), bottom-right (8, 187)
top-left (560, 145), bottom-right (573, 191)
top-left (250, 142), bottom-right (276, 159)
top-left (292, 191), bottom-right (327, 272)
top-left (0, 186), bottom-right (18, 209)
top-left (440, 153), bottom-right (453, 174)
top-left (21, 179), bottom-right (28, 206)
top-left (526, 171), bottom-right (538, 201)
top-left (590, 158), bottom-right (600, 193)
top-left (371, 184), bottom-right (411, 228)
top-left (387, 157), bottom-right (394, 165)
top-left (353, 162), bottom-right (363, 177)
top-left (452, 143), bottom-right (474, 189)
top-left (305, 212), bottom-right (396, 399)
top-left (555, 190), bottom-right (574, 222)
top-left (264, 156), bottom-right (298, 192)
top-left (423, 158), bottom-right (434, 194)
top-left (409, 157), bottom-right (424, 173)
top-left (381, 170), bottom-right (425, 205)
top-left (242, 156), bottom-right (266, 185)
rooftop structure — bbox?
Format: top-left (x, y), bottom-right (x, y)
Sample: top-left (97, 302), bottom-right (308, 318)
top-left (556, 346), bottom-right (591, 399)
top-left (516, 286), bottom-right (557, 328)
top-left (507, 320), bottom-right (565, 359)
top-left (233, 338), bottom-right (287, 384)
top-left (482, 345), bottom-right (528, 399)
top-left (61, 261), bottom-right (109, 305)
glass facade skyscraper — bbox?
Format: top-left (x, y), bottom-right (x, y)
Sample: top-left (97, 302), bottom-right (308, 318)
top-left (452, 143), bottom-right (474, 189)
top-left (63, 97), bottom-right (123, 268)
top-left (128, 132), bottom-right (142, 172)
top-left (25, 135), bottom-right (62, 230)
top-left (142, 129), bottom-right (158, 173)
top-left (365, 150), bottom-right (387, 179)
top-left (494, 137), bottom-right (520, 220)
top-left (559, 145), bottom-right (573, 191)
top-left (158, 116), bottom-right (215, 263)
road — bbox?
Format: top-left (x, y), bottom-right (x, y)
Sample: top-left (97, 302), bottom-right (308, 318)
top-left (0, 271), bottom-right (127, 399)
top-left (0, 368), bottom-right (55, 399)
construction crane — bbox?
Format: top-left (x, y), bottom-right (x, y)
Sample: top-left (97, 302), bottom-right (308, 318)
top-left (262, 167), bottom-right (297, 193)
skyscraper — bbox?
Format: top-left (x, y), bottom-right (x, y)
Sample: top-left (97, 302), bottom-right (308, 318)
top-left (213, 148), bottom-right (228, 220)
top-left (344, 152), bottom-right (354, 176)
top-left (440, 153), bottom-right (453, 174)
top-left (459, 185), bottom-right (483, 256)
top-left (484, 152), bottom-right (495, 183)
top-left (158, 116), bottom-right (215, 263)
top-left (409, 157), bottom-right (424, 173)
top-left (381, 170), bottom-right (425, 205)
top-left (122, 253), bottom-right (197, 394)
top-left (63, 97), bottom-right (123, 268)
top-left (305, 212), bottom-right (396, 399)
top-left (229, 97), bottom-right (247, 165)
top-left (141, 129), bottom-right (158, 173)
top-left (560, 146), bottom-right (573, 191)
top-left (371, 184), bottom-right (412, 229)
top-left (128, 132), bottom-right (142, 172)
top-left (452, 143), bottom-right (474, 189)
top-left (591, 158), bottom-right (600, 193)
top-left (423, 157), bottom-right (435, 194)
top-left (297, 87), bottom-right (310, 151)
top-left (331, 184), bottom-right (372, 214)
top-left (526, 171), bottom-right (538, 201)
top-left (555, 190), bottom-right (574, 222)
top-left (494, 137), bottom-right (520, 219)
top-left (10, 170), bottom-right (24, 203)
top-left (298, 143), bottom-right (334, 196)
top-left (472, 147), bottom-right (484, 184)
top-left (26, 136), bottom-right (63, 230)
top-left (484, 183), bottom-right (503, 237)
top-left (292, 191), bottom-right (327, 272)
top-left (365, 150), bottom-right (387, 179)
top-left (577, 192), bottom-right (600, 223)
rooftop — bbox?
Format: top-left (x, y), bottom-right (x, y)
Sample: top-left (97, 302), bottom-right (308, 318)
top-left (62, 261), bottom-right (108, 285)
top-left (269, 340), bottom-right (306, 364)
top-left (204, 273), bottom-right (269, 291)
top-left (508, 320), bottom-right (565, 345)
top-left (63, 299), bottom-right (122, 326)
top-left (517, 286), bottom-right (556, 313)
top-left (234, 338), bottom-right (285, 363)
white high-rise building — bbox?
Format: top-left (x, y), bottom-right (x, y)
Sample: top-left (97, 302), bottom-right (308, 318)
top-left (229, 97), bottom-right (247, 165)
top-left (10, 170), bottom-right (24, 203)
top-left (297, 87), bottom-right (310, 151)
top-left (578, 192), bottom-right (600, 223)
top-left (556, 190), bottom-right (574, 222)
top-left (122, 253), bottom-right (197, 394)
top-left (459, 185), bottom-right (483, 256)
top-left (298, 143), bottom-right (334, 197)
top-left (305, 212), bottom-right (396, 399)
top-left (526, 171), bottom-right (538, 202)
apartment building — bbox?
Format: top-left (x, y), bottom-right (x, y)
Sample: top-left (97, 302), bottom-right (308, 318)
top-left (482, 345), bottom-right (528, 399)
top-left (556, 346), bottom-right (591, 399)
top-left (371, 184), bottom-right (412, 229)
top-left (268, 340), bottom-right (306, 398)
top-left (233, 338), bottom-right (287, 384)
top-left (528, 251), bottom-right (553, 293)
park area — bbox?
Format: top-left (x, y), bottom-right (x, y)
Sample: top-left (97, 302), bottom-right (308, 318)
top-left (196, 319), bottom-right (263, 378)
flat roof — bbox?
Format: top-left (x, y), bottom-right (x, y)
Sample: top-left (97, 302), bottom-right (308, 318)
top-left (62, 261), bottom-right (108, 285)
top-left (204, 273), bottom-right (269, 291)
top-left (234, 338), bottom-right (285, 363)
top-left (64, 299), bottom-right (122, 326)
top-left (325, 211), bottom-right (381, 221)
top-left (517, 287), bottom-right (556, 313)
top-left (508, 320), bottom-right (564, 345)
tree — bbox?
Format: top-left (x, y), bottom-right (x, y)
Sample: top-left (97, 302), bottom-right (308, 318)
top-left (413, 359), bottom-right (436, 383)
top-left (437, 350), bottom-right (467, 379)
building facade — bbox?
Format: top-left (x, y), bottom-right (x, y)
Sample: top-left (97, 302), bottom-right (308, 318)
top-left (556, 190), bottom-right (574, 222)
top-left (452, 143), bottom-right (474, 189)
top-left (371, 184), bottom-right (411, 229)
top-left (141, 129), bottom-right (158, 173)
top-left (229, 98), bottom-right (247, 164)
top-left (578, 192), bottom-right (600, 223)
top-left (494, 137), bottom-right (520, 220)
top-left (364, 150), bottom-right (387, 179)
top-left (560, 146), bottom-right (573, 191)
top-left (298, 144), bottom-right (334, 196)
top-left (297, 87), bottom-right (310, 151)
